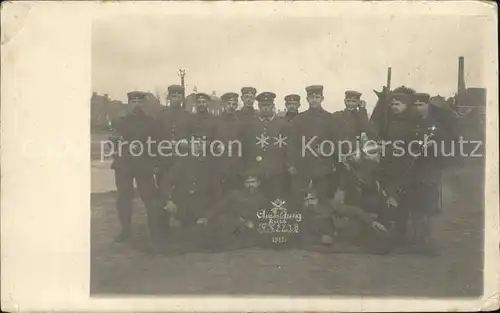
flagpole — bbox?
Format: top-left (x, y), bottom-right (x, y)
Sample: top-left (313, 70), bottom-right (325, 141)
top-left (178, 68), bottom-right (186, 109)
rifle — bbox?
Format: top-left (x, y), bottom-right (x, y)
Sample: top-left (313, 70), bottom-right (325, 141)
top-left (383, 67), bottom-right (392, 137)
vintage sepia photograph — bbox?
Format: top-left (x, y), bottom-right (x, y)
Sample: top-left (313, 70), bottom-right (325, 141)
top-left (90, 11), bottom-right (489, 296)
top-left (1, 1), bottom-right (498, 312)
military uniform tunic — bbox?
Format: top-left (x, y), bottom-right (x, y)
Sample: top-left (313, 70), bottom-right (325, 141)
top-left (211, 112), bottom-right (245, 196)
top-left (332, 107), bottom-right (378, 143)
top-left (203, 188), bottom-right (270, 248)
top-left (286, 107), bottom-right (338, 202)
top-left (153, 105), bottom-right (194, 171)
top-left (281, 112), bottom-right (299, 198)
top-left (404, 114), bottom-right (447, 216)
top-left (159, 111), bottom-right (217, 224)
top-left (241, 114), bottom-right (288, 200)
top-left (236, 106), bottom-right (257, 122)
top-left (379, 110), bottom-right (418, 237)
top-left (380, 110), bottom-right (418, 193)
top-left (332, 107), bottom-right (378, 204)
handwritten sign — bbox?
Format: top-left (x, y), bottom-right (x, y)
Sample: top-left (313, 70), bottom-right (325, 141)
top-left (255, 199), bottom-right (302, 246)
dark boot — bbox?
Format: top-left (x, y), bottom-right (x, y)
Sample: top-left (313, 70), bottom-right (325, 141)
top-left (115, 197), bottom-right (132, 243)
top-left (416, 215), bottom-right (439, 256)
top-left (114, 229), bottom-right (132, 243)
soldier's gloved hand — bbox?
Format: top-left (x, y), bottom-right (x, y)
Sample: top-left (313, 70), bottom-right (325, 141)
top-left (153, 166), bottom-right (163, 175)
top-left (339, 154), bottom-right (347, 165)
top-left (334, 189), bottom-right (346, 204)
top-left (164, 200), bottom-right (177, 213)
top-left (113, 135), bottom-right (124, 142)
top-left (358, 100), bottom-right (366, 109)
top-left (346, 152), bottom-right (361, 164)
top-left (287, 166), bottom-right (297, 175)
top-left (372, 221), bottom-right (388, 233)
top-left (244, 220), bottom-right (254, 229)
top-left (197, 217), bottom-right (208, 225)
top-left (176, 139), bottom-right (189, 147)
top-left (387, 197), bottom-right (398, 208)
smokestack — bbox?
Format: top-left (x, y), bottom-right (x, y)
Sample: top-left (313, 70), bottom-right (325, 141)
top-left (458, 56), bottom-right (466, 94)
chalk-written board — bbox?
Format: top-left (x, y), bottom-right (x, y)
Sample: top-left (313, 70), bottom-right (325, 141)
top-left (254, 199), bottom-right (303, 248)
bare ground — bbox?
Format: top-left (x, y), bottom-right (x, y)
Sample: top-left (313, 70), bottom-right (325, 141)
top-left (90, 160), bottom-right (484, 296)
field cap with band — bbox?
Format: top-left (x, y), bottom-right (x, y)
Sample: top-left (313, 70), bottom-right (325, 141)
top-left (256, 91), bottom-right (276, 105)
top-left (284, 94), bottom-right (301, 103)
top-left (221, 92), bottom-right (239, 102)
top-left (306, 85), bottom-right (324, 96)
top-left (345, 90), bottom-right (362, 100)
top-left (195, 93), bottom-right (211, 101)
top-left (413, 92), bottom-right (430, 104)
top-left (168, 85), bottom-right (184, 95)
top-left (241, 87), bottom-right (257, 95)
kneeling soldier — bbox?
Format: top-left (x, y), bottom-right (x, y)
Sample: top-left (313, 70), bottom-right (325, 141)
top-left (299, 180), bottom-right (337, 247)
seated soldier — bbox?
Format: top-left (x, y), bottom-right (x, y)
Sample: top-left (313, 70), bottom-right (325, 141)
top-left (158, 137), bottom-right (214, 248)
top-left (196, 170), bottom-right (270, 248)
top-left (298, 180), bottom-right (337, 247)
top-left (328, 140), bottom-right (397, 253)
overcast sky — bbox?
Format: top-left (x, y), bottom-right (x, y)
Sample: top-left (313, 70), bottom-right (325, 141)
top-left (92, 14), bottom-right (486, 112)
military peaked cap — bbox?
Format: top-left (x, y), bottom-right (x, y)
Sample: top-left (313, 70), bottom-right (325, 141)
top-left (392, 85), bottom-right (416, 95)
top-left (391, 92), bottom-right (413, 104)
top-left (305, 85), bottom-right (324, 95)
top-left (221, 92), bottom-right (239, 101)
top-left (256, 92), bottom-right (276, 103)
top-left (345, 90), bottom-right (362, 100)
top-left (284, 94), bottom-right (301, 102)
top-left (127, 91), bottom-right (147, 98)
top-left (413, 92), bottom-right (430, 103)
top-left (300, 179), bottom-right (318, 199)
top-left (241, 87), bottom-right (257, 95)
top-left (195, 93), bottom-right (211, 101)
top-left (167, 85), bottom-right (184, 95)
top-left (241, 167), bottom-right (262, 180)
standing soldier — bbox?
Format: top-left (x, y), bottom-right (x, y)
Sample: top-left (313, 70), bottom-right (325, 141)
top-left (333, 90), bottom-right (378, 141)
top-left (282, 94), bottom-right (301, 197)
top-left (379, 86), bottom-right (418, 248)
top-left (154, 85), bottom-right (193, 190)
top-left (286, 85), bottom-right (338, 206)
top-left (212, 92), bottom-right (245, 197)
top-left (283, 94), bottom-right (301, 122)
top-left (241, 91), bottom-right (288, 201)
top-left (404, 92), bottom-right (449, 254)
top-left (236, 87), bottom-right (258, 121)
top-left (160, 92), bottom-right (217, 227)
top-left (333, 90), bottom-right (378, 204)
top-left (109, 101), bottom-right (162, 245)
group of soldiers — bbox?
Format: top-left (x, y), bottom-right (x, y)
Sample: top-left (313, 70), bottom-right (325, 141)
top-left (108, 83), bottom-right (453, 255)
